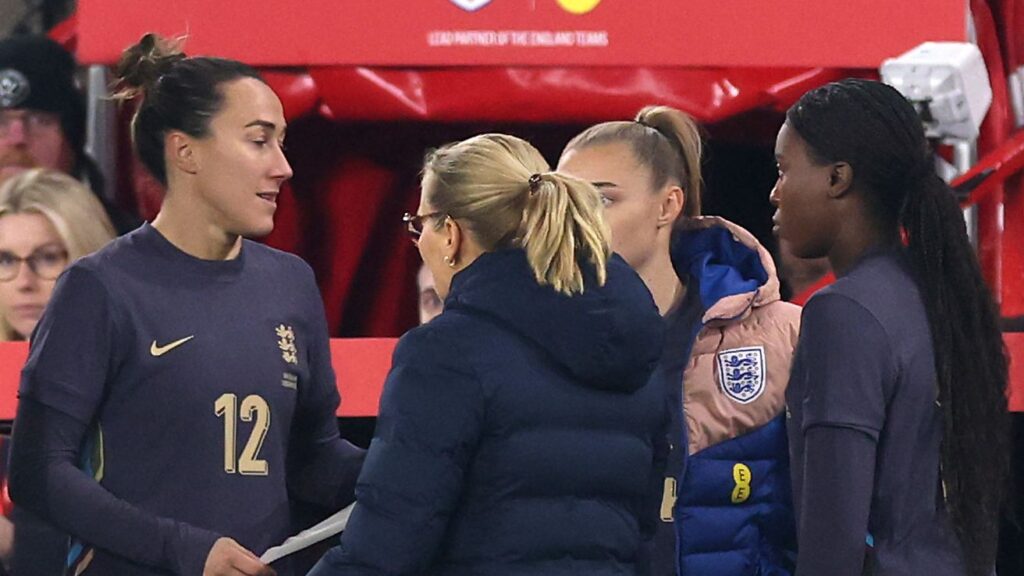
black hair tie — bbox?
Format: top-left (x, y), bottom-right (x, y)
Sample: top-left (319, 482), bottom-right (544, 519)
top-left (528, 173), bottom-right (543, 195)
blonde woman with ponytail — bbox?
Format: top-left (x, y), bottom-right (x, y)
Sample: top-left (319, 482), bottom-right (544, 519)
top-left (559, 106), bottom-right (801, 576)
top-left (311, 133), bottom-right (670, 576)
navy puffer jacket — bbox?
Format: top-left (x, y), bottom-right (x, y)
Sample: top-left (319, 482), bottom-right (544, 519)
top-left (310, 249), bottom-right (669, 576)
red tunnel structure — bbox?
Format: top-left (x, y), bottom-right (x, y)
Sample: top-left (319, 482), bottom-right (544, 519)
top-left (0, 0), bottom-right (1021, 564)
top-left (6, 0), bottom-right (1024, 418)
top-left (0, 0), bottom-right (1012, 418)
top-left (67, 0), bottom-right (1024, 410)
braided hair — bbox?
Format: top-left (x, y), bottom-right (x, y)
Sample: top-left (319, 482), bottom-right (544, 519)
top-left (788, 78), bottom-right (1009, 576)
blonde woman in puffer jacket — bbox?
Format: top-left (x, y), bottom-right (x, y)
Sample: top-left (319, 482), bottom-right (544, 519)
top-left (560, 106), bottom-right (801, 576)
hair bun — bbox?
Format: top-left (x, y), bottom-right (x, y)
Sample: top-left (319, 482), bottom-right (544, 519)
top-left (113, 33), bottom-right (186, 99)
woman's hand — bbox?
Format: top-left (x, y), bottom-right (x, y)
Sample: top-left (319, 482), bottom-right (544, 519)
top-left (203, 537), bottom-right (275, 576)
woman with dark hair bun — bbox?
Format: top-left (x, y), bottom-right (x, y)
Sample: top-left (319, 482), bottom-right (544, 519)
top-left (8, 34), bottom-right (364, 576)
top-left (773, 78), bottom-right (1009, 576)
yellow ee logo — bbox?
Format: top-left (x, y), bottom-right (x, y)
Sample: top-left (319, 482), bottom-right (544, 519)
top-left (731, 463), bottom-right (752, 504)
top-left (557, 0), bottom-right (602, 15)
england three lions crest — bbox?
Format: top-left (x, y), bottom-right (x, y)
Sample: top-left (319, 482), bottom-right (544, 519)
top-left (716, 346), bottom-right (766, 404)
top-left (450, 0), bottom-right (492, 11)
top-left (276, 324), bottom-right (298, 366)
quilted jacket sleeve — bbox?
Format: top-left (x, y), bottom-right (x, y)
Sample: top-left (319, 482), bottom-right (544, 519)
top-left (309, 324), bottom-right (485, 576)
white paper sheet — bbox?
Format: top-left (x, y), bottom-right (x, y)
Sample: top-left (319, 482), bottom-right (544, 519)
top-left (259, 503), bottom-right (355, 564)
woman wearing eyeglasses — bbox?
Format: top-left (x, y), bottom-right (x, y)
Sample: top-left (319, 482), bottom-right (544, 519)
top-left (0, 168), bottom-right (115, 341)
top-left (0, 168), bottom-right (115, 573)
top-left (310, 133), bottom-right (669, 576)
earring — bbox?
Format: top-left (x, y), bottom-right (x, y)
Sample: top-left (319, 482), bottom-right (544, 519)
top-left (443, 255), bottom-right (457, 268)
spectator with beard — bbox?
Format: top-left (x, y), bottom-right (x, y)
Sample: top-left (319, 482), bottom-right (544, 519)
top-left (0, 35), bottom-right (139, 233)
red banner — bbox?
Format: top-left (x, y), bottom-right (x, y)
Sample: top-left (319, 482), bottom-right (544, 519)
top-left (77, 0), bottom-right (967, 68)
top-left (0, 333), bottom-right (1022, 417)
top-left (0, 339), bottom-right (395, 420)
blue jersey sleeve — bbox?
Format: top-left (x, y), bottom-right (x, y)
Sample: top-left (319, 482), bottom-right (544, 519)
top-left (795, 293), bottom-right (895, 439)
top-left (287, 264), bottom-right (364, 509)
top-left (13, 264), bottom-right (221, 572)
top-left (9, 398), bottom-right (221, 574)
top-left (308, 324), bottom-right (485, 576)
top-left (791, 292), bottom-right (893, 576)
top-left (795, 426), bottom-right (877, 576)
top-left (19, 265), bottom-right (117, 424)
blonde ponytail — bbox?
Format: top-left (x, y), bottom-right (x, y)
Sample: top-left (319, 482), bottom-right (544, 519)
top-left (519, 173), bottom-right (611, 295)
top-left (423, 134), bottom-right (611, 296)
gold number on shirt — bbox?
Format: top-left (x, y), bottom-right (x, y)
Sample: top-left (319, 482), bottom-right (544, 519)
top-left (214, 394), bottom-right (238, 473)
top-left (214, 393), bottom-right (271, 476)
top-left (239, 395), bottom-right (270, 475)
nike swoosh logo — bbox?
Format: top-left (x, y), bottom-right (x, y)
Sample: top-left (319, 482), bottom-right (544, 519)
top-left (150, 335), bottom-right (195, 357)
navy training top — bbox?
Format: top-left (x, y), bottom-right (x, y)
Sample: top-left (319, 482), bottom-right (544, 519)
top-left (12, 223), bottom-right (362, 575)
top-left (786, 249), bottom-right (965, 576)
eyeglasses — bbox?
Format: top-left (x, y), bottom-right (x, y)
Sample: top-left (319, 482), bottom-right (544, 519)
top-left (0, 248), bottom-right (68, 281)
top-left (0, 110), bottom-right (61, 139)
top-left (403, 211), bottom-right (446, 243)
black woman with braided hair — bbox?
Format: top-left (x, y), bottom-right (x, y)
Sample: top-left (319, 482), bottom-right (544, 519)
top-left (772, 78), bottom-right (1008, 576)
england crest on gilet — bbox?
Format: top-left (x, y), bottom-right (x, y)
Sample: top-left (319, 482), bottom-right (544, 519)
top-left (716, 346), bottom-right (766, 404)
